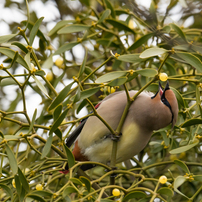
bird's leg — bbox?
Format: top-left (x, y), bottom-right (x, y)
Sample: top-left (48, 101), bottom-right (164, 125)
top-left (110, 132), bottom-right (122, 141)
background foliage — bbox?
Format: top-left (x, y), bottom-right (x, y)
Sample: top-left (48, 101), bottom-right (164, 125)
top-left (1, 0), bottom-right (202, 201)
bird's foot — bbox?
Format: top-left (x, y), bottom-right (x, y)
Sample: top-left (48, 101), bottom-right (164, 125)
top-left (110, 132), bottom-right (122, 142)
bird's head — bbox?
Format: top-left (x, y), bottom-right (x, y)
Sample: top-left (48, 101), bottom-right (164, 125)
top-left (151, 81), bottom-right (178, 129)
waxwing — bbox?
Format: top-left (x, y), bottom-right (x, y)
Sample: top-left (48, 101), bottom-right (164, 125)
top-left (64, 81), bottom-right (178, 170)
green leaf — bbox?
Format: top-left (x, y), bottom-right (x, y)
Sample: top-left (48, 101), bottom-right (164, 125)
top-left (123, 191), bottom-right (147, 201)
top-left (18, 167), bottom-right (29, 192)
top-left (50, 108), bottom-right (69, 134)
top-left (0, 131), bottom-right (4, 138)
top-left (58, 24), bottom-right (90, 34)
top-left (106, 19), bottom-right (135, 34)
top-left (0, 183), bottom-right (13, 200)
top-left (42, 54), bottom-right (53, 69)
top-left (78, 48), bottom-right (87, 78)
top-left (26, 194), bottom-right (46, 202)
top-left (174, 160), bottom-right (190, 174)
top-left (49, 82), bottom-right (73, 111)
top-left (170, 138), bottom-right (199, 154)
top-left (70, 178), bottom-right (83, 185)
top-left (104, 0), bottom-right (115, 18)
top-left (95, 71), bottom-right (127, 83)
top-left (63, 186), bottom-right (78, 197)
top-left (53, 105), bottom-right (62, 121)
top-left (181, 118), bottom-right (202, 127)
top-left (29, 17), bottom-right (44, 46)
top-left (11, 42), bottom-right (28, 54)
top-left (157, 187), bottom-right (174, 197)
top-left (80, 87), bottom-right (100, 100)
top-left (64, 144), bottom-right (75, 168)
top-left (54, 128), bottom-right (62, 140)
top-left (173, 176), bottom-right (189, 199)
top-left (28, 108), bottom-right (37, 134)
top-left (54, 41), bottom-right (79, 55)
top-left (35, 70), bottom-right (46, 76)
top-left (171, 23), bottom-right (187, 42)
top-left (0, 47), bottom-right (29, 69)
top-left (176, 52), bottom-right (202, 73)
top-left (14, 175), bottom-right (22, 201)
top-left (41, 133), bottom-right (53, 159)
top-left (48, 20), bottom-right (75, 36)
top-left (118, 53), bottom-right (144, 63)
top-left (170, 87), bottom-right (185, 107)
top-left (5, 144), bottom-right (18, 175)
top-left (193, 175), bottom-right (202, 182)
top-left (136, 69), bottom-right (157, 77)
top-left (179, 0), bottom-right (188, 7)
top-left (139, 47), bottom-right (168, 58)
top-left (80, 176), bottom-right (91, 192)
top-left (32, 75), bottom-right (51, 99)
top-left (108, 77), bottom-right (128, 86)
top-left (29, 190), bottom-right (53, 197)
top-left (128, 33), bottom-right (154, 51)
top-left (98, 9), bottom-right (111, 23)
top-left (0, 34), bottom-right (18, 44)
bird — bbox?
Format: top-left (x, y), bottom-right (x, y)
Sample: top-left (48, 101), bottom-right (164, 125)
top-left (63, 81), bottom-right (178, 171)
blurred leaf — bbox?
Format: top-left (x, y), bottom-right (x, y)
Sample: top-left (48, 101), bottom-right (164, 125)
top-left (104, 0), bottom-right (115, 18)
top-left (98, 9), bottom-right (111, 23)
top-left (54, 129), bottom-right (62, 140)
top-left (173, 176), bottom-right (189, 199)
top-left (29, 17), bottom-right (44, 46)
top-left (76, 99), bottom-right (87, 114)
top-left (50, 108), bottom-right (69, 134)
top-left (178, 0), bottom-right (188, 8)
top-left (32, 75), bottom-right (51, 99)
top-left (63, 186), bottom-right (78, 197)
top-left (58, 24), bottom-right (90, 34)
top-left (35, 70), bottom-right (46, 76)
top-left (171, 23), bottom-right (187, 42)
top-left (174, 160), bottom-right (190, 174)
top-left (53, 105), bottom-right (62, 121)
top-left (118, 53), bottom-right (144, 63)
top-left (78, 48), bottom-right (87, 78)
top-left (95, 71), bottom-right (127, 83)
top-left (64, 144), bottom-right (75, 168)
top-left (48, 20), bottom-right (75, 36)
top-left (106, 19), bottom-right (135, 34)
top-left (80, 87), bottom-right (100, 100)
top-left (0, 34), bottom-right (18, 44)
top-left (176, 52), bottom-right (202, 73)
top-left (0, 47), bottom-right (29, 69)
top-left (181, 118), bottom-right (202, 127)
top-left (11, 41), bottom-right (28, 54)
top-left (70, 178), bottom-right (83, 185)
top-left (170, 138), bottom-right (199, 154)
top-left (0, 131), bottom-right (4, 138)
top-left (5, 144), bottom-right (18, 175)
top-left (128, 33), bottom-right (154, 51)
top-left (41, 133), bottom-right (53, 159)
top-left (123, 191), bottom-right (147, 201)
top-left (28, 108), bottom-right (37, 134)
top-left (108, 77), bottom-right (128, 86)
top-left (170, 87), bottom-right (185, 107)
top-left (0, 183), bottom-right (13, 200)
top-left (80, 176), bottom-right (91, 192)
top-left (42, 54), bottom-right (53, 69)
top-left (157, 187), bottom-right (173, 197)
top-left (14, 175), bottom-right (22, 201)
top-left (18, 167), bottom-right (29, 192)
top-left (49, 82), bottom-right (73, 111)
top-left (140, 47), bottom-right (168, 58)
top-left (136, 69), bottom-right (157, 77)
top-left (54, 41), bottom-right (79, 55)
top-left (29, 190), bottom-right (53, 197)
top-left (26, 194), bottom-right (46, 202)
top-left (193, 175), bottom-right (202, 182)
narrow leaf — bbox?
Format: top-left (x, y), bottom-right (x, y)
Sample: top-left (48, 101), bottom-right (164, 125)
top-left (49, 82), bottom-right (73, 111)
top-left (98, 9), bottom-right (111, 23)
top-left (63, 187), bottom-right (77, 197)
top-left (108, 77), bottom-right (128, 86)
top-left (54, 41), bottom-right (79, 55)
top-left (176, 52), bottom-right (202, 73)
top-left (80, 87), bottom-right (100, 100)
top-left (64, 144), bottom-right (75, 168)
top-left (170, 87), bottom-right (185, 107)
top-left (18, 167), bottom-right (29, 192)
top-left (136, 69), bottom-right (157, 77)
top-left (157, 187), bottom-right (174, 197)
top-left (118, 53), bottom-right (144, 63)
top-left (139, 47), bottom-right (168, 58)
top-left (26, 194), bottom-right (46, 202)
top-left (181, 118), bottom-right (202, 127)
top-left (173, 176), bottom-right (189, 199)
top-left (0, 183), bottom-right (13, 199)
top-left (58, 24), bottom-right (90, 34)
top-left (171, 23), bottom-right (187, 42)
top-left (5, 144), bottom-right (18, 175)
top-left (78, 48), bottom-right (87, 78)
top-left (29, 17), bottom-right (44, 46)
top-left (28, 109), bottom-right (37, 134)
top-left (95, 71), bottom-right (127, 83)
top-left (174, 159), bottom-right (190, 174)
top-left (41, 133), bottom-right (53, 159)
top-left (80, 176), bottom-right (91, 192)
top-left (11, 42), bottom-right (28, 54)
top-left (104, 0), bottom-right (116, 18)
top-left (42, 54), bottom-right (53, 69)
top-left (0, 34), bottom-right (18, 44)
top-left (123, 191), bottom-right (147, 201)
top-left (53, 105), bottom-right (62, 121)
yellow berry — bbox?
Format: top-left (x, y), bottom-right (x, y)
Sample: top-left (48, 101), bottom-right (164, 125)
top-left (128, 19), bottom-right (134, 29)
top-left (55, 57), bottom-right (63, 67)
top-left (46, 72), bottom-right (53, 82)
top-left (159, 73), bottom-right (168, 81)
top-left (36, 184), bottom-right (43, 190)
top-left (12, 179), bottom-right (16, 188)
top-left (112, 188), bottom-right (120, 196)
top-left (159, 175), bottom-right (167, 184)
